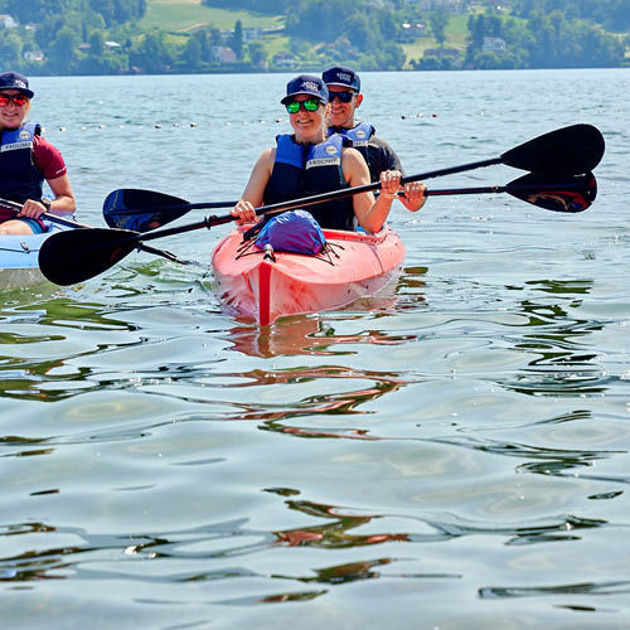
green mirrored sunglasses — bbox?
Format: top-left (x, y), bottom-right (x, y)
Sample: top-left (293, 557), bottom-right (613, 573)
top-left (285, 98), bottom-right (321, 114)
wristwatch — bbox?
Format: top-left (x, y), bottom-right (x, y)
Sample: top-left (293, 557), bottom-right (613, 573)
top-left (41, 198), bottom-right (52, 212)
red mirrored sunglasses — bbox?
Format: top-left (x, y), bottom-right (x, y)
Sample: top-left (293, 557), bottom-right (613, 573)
top-left (0, 93), bottom-right (30, 107)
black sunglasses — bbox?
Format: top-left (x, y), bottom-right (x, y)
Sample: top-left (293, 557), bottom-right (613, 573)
top-left (328, 91), bottom-right (355, 103)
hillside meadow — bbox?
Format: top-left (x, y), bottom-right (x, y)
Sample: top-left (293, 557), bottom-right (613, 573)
top-left (139, 0), bottom-right (284, 32)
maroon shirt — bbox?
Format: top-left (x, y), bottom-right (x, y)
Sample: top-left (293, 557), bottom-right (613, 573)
top-left (33, 135), bottom-right (67, 180)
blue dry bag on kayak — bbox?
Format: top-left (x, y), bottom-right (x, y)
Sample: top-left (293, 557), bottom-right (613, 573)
top-left (254, 210), bottom-right (326, 255)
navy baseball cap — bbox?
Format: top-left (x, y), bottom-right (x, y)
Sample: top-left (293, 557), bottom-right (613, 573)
top-left (322, 66), bottom-right (361, 92)
top-left (281, 74), bottom-right (329, 105)
top-left (0, 72), bottom-right (34, 98)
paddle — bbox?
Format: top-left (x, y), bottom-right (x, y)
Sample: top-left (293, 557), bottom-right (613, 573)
top-left (103, 188), bottom-right (238, 231)
top-left (39, 171), bottom-right (596, 286)
top-left (102, 123), bottom-right (605, 232)
top-left (0, 197), bottom-right (94, 230)
top-left (424, 171), bottom-right (597, 213)
top-left (0, 196), bottom-right (198, 266)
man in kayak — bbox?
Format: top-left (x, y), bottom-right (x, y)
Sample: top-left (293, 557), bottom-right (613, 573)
top-left (231, 74), bottom-right (425, 234)
top-left (0, 71), bottom-right (75, 235)
top-left (322, 65), bottom-right (424, 212)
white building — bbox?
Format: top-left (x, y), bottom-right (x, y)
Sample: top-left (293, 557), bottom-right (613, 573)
top-left (483, 37), bottom-right (507, 52)
top-left (0, 14), bottom-right (18, 28)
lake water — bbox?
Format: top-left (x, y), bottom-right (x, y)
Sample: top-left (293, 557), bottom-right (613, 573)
top-left (1, 69), bottom-right (628, 628)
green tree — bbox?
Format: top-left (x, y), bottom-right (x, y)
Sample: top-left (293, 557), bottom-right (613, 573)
top-left (247, 41), bottom-right (267, 67)
top-left (183, 34), bottom-right (203, 68)
top-left (0, 29), bottom-right (23, 67)
top-left (89, 29), bottom-right (106, 56)
top-left (131, 30), bottom-right (173, 73)
top-left (209, 27), bottom-right (222, 47)
top-left (230, 20), bottom-right (243, 60)
top-left (51, 26), bottom-right (80, 71)
top-left (429, 7), bottom-right (449, 47)
top-left (344, 13), bottom-right (372, 50)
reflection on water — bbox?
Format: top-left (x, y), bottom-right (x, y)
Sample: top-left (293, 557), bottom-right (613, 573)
top-left (479, 579), bottom-right (630, 599)
top-left (496, 278), bottom-right (616, 396)
top-left (429, 429), bottom-right (624, 482)
top-left (226, 317), bottom-right (417, 358)
top-left (225, 265), bottom-right (427, 358)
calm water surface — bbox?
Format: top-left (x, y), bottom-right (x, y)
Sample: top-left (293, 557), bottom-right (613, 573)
top-left (1, 69), bottom-right (628, 628)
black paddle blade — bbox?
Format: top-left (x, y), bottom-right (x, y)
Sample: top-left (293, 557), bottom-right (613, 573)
top-left (507, 171), bottom-right (597, 213)
top-left (38, 228), bottom-right (140, 286)
top-left (103, 188), bottom-right (190, 231)
top-left (501, 124), bottom-right (605, 175)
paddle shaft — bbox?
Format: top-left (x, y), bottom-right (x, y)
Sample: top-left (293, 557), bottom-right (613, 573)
top-left (1, 197), bottom-right (90, 229)
top-left (123, 176), bottom-right (590, 247)
top-left (119, 157), bottom-right (504, 217)
top-left (424, 180), bottom-right (586, 197)
top-left (0, 196), bottom-right (197, 264)
top-left (130, 157), bottom-right (504, 235)
top-left (245, 158), bottom-right (504, 215)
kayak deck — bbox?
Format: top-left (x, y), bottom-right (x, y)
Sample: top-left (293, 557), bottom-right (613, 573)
top-left (212, 225), bottom-right (405, 325)
top-left (0, 227), bottom-right (61, 291)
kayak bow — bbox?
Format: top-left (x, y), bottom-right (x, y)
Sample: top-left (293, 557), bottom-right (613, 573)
top-left (0, 225), bottom-right (63, 291)
top-left (212, 225), bottom-right (405, 325)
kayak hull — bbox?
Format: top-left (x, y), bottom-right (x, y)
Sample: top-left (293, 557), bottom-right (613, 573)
top-left (212, 225), bottom-right (405, 325)
top-left (0, 226), bottom-right (62, 291)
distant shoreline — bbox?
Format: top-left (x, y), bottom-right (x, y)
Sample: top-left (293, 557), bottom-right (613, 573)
top-left (24, 64), bottom-right (630, 79)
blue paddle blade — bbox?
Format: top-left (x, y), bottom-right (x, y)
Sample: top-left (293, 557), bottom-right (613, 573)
top-left (103, 189), bottom-right (190, 231)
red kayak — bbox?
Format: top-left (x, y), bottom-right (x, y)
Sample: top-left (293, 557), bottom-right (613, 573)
top-left (212, 225), bottom-right (405, 325)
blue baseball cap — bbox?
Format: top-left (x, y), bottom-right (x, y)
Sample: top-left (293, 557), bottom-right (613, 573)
top-left (281, 74), bottom-right (329, 105)
top-left (0, 72), bottom-right (34, 98)
top-left (322, 66), bottom-right (361, 92)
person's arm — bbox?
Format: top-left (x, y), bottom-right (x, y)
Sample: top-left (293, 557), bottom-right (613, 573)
top-left (370, 138), bottom-right (426, 212)
top-left (20, 137), bottom-right (76, 219)
top-left (19, 173), bottom-right (76, 219)
top-left (45, 174), bottom-right (75, 215)
top-left (231, 148), bottom-right (275, 223)
top-left (342, 148), bottom-right (400, 234)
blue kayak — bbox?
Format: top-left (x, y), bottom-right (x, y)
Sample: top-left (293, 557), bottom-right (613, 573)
top-left (0, 225), bottom-right (63, 291)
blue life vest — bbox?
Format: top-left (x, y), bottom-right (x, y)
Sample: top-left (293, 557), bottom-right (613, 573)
top-left (0, 122), bottom-right (45, 204)
top-left (329, 121), bottom-right (375, 164)
top-left (263, 133), bottom-right (355, 231)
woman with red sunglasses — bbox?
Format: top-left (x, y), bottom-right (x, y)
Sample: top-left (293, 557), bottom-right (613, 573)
top-left (231, 74), bottom-right (424, 234)
top-left (0, 71), bottom-right (75, 235)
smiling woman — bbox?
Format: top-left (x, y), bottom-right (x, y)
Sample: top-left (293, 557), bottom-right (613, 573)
top-left (229, 73), bottom-right (425, 235)
top-left (0, 71), bottom-right (76, 236)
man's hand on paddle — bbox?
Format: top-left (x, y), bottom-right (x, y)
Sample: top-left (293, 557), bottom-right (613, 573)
top-left (380, 171), bottom-right (426, 212)
top-left (399, 180), bottom-right (427, 212)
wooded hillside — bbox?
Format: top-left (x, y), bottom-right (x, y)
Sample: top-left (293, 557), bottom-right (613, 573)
top-left (0, 0), bottom-right (627, 75)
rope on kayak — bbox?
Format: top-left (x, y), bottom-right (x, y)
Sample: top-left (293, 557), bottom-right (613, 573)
top-left (0, 245), bottom-right (35, 255)
top-left (232, 234), bottom-right (344, 267)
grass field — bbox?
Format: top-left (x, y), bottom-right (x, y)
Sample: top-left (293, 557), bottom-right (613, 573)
top-left (140, 1), bottom-right (475, 68)
top-left (140, 0), bottom-right (284, 32)
top-left (401, 14), bottom-right (470, 68)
